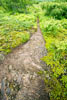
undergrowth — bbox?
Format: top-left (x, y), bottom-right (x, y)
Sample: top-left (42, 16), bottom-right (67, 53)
top-left (41, 2), bottom-right (67, 19)
top-left (38, 1), bottom-right (67, 100)
top-left (0, 9), bottom-right (37, 54)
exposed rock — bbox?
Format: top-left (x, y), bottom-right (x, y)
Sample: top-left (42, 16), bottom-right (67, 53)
top-left (8, 65), bottom-right (13, 71)
top-left (0, 54), bottom-right (5, 64)
top-left (0, 20), bottom-right (49, 100)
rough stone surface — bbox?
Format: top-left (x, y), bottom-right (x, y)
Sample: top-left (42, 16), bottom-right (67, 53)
top-left (0, 54), bottom-right (5, 64)
top-left (0, 20), bottom-right (49, 100)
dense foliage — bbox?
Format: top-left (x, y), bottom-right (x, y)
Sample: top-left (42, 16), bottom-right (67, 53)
top-left (55, 0), bottom-right (67, 2)
top-left (0, 0), bottom-right (37, 13)
top-left (41, 2), bottom-right (67, 19)
top-left (38, 1), bottom-right (67, 100)
top-left (0, 9), bottom-right (37, 54)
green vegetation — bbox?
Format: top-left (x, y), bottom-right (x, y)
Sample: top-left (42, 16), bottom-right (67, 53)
top-left (55, 0), bottom-right (67, 2)
top-left (41, 2), bottom-right (67, 19)
top-left (39, 1), bottom-right (67, 100)
top-left (0, 7), bottom-right (37, 54)
top-left (0, 0), bottom-right (67, 100)
top-left (0, 0), bottom-right (42, 13)
top-left (0, 0), bottom-right (33, 13)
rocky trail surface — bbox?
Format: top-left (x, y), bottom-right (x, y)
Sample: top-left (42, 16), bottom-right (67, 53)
top-left (0, 20), bottom-right (49, 100)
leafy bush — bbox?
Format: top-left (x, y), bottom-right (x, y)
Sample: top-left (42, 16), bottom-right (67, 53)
top-left (39, 3), bottom-right (67, 99)
top-left (0, 12), bottom-right (37, 54)
top-left (61, 21), bottom-right (67, 29)
top-left (50, 8), bottom-right (63, 19)
top-left (0, 0), bottom-right (42, 13)
top-left (45, 22), bottom-right (60, 36)
top-left (55, 0), bottom-right (67, 2)
top-left (42, 40), bottom-right (67, 100)
top-left (41, 2), bottom-right (67, 19)
top-left (40, 18), bottom-right (63, 36)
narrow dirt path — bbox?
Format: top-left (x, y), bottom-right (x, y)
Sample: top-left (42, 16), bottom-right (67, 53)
top-left (0, 20), bottom-right (49, 100)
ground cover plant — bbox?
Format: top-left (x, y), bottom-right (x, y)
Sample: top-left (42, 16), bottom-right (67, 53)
top-left (39, 1), bottom-right (67, 100)
top-left (0, 8), bottom-right (37, 54)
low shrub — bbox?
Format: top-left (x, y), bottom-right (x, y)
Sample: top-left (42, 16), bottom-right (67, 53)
top-left (50, 8), bottom-right (63, 19)
top-left (42, 40), bottom-right (67, 100)
top-left (40, 19), bottom-right (63, 37)
top-left (0, 12), bottom-right (37, 54)
top-left (41, 2), bottom-right (67, 19)
top-left (39, 5), bottom-right (67, 99)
